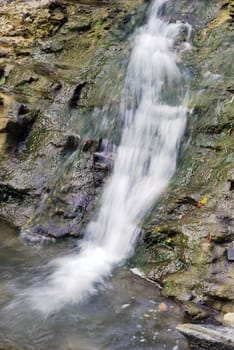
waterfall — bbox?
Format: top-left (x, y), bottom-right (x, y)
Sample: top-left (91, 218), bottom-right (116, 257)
top-left (27, 0), bottom-right (189, 314)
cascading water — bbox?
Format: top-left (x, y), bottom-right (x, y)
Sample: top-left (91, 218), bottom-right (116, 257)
top-left (26, 0), bottom-right (190, 314)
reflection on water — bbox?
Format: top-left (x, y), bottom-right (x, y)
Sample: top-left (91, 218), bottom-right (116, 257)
top-left (0, 221), bottom-right (188, 350)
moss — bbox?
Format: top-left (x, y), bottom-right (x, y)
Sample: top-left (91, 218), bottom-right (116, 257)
top-left (203, 7), bottom-right (232, 36)
top-left (162, 265), bottom-right (208, 299)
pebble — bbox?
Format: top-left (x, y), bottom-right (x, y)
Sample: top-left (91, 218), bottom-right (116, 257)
top-left (158, 302), bottom-right (168, 312)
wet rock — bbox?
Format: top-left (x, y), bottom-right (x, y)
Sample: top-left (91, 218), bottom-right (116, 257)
top-left (0, 183), bottom-right (30, 202)
top-left (65, 18), bottom-right (92, 33)
top-left (211, 245), bottom-right (226, 262)
top-left (62, 134), bottom-right (80, 154)
top-left (93, 152), bottom-right (114, 171)
top-left (0, 0), bottom-right (147, 233)
top-left (82, 139), bottom-right (100, 153)
top-left (224, 314), bottom-right (234, 328)
top-left (0, 117), bottom-right (14, 132)
top-left (20, 229), bottom-right (56, 244)
top-left (177, 196), bottom-right (199, 207)
top-left (0, 108), bottom-right (38, 151)
top-left (177, 323), bottom-right (234, 350)
top-left (227, 248), bottom-right (234, 261)
top-left (227, 179), bottom-right (234, 191)
top-left (40, 38), bottom-right (65, 53)
top-left (15, 72), bottom-right (39, 87)
top-left (69, 82), bottom-right (87, 109)
top-left (137, 0), bottom-right (234, 317)
top-left (49, 132), bottom-right (80, 154)
top-left (203, 267), bottom-right (234, 302)
top-left (182, 302), bottom-right (210, 321)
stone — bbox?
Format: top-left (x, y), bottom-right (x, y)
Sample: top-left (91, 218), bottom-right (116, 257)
top-left (142, 0), bottom-right (234, 316)
top-left (0, 133), bottom-right (7, 152)
top-left (62, 134), bottom-right (80, 153)
top-left (82, 139), bottom-right (100, 153)
top-left (177, 323), bottom-right (234, 350)
top-left (0, 0), bottom-right (233, 332)
top-left (0, 0), bottom-right (147, 234)
top-left (227, 249), bottom-right (234, 261)
top-left (224, 314), bottom-right (234, 327)
top-left (0, 117), bottom-right (11, 131)
top-left (227, 179), bottom-right (234, 191)
top-left (182, 302), bottom-right (209, 321)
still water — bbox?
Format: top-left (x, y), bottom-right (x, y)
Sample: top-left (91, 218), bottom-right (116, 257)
top-left (0, 221), bottom-right (189, 350)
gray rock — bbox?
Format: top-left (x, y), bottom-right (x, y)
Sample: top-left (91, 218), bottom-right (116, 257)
top-left (227, 249), bottom-right (234, 262)
top-left (177, 323), bottom-right (234, 350)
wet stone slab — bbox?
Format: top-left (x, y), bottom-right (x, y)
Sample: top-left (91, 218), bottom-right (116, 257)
top-left (227, 249), bottom-right (234, 261)
top-left (177, 323), bottom-right (234, 350)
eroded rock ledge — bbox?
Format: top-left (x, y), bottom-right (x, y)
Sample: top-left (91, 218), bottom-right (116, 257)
top-left (0, 0), bottom-right (147, 237)
top-left (0, 0), bottom-right (233, 343)
top-left (132, 0), bottom-right (234, 323)
top-left (177, 323), bottom-right (234, 350)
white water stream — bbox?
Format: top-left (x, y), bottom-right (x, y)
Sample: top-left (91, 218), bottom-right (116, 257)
top-left (27, 0), bottom-right (190, 314)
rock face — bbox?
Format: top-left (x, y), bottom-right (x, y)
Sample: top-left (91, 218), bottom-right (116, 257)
top-left (0, 0), bottom-right (147, 237)
top-left (0, 0), bottom-right (233, 327)
top-left (135, 0), bottom-right (234, 317)
top-left (177, 323), bottom-right (234, 350)
top-left (224, 314), bottom-right (234, 328)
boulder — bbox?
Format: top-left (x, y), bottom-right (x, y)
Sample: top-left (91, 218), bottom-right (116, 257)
top-left (177, 323), bottom-right (234, 350)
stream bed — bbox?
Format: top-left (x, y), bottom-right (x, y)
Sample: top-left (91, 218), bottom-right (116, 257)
top-left (0, 221), bottom-right (189, 350)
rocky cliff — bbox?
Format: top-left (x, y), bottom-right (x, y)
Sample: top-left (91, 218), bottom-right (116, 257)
top-left (0, 0), bottom-right (147, 239)
top-left (138, 0), bottom-right (234, 320)
top-left (0, 0), bottom-right (233, 325)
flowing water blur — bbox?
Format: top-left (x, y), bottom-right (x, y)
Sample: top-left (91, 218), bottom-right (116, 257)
top-left (23, 0), bottom-right (189, 313)
top-left (0, 220), bottom-right (189, 350)
top-left (0, 0), bottom-right (192, 348)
